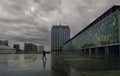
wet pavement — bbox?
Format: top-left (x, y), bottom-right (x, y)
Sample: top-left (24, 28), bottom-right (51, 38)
top-left (0, 54), bottom-right (51, 76)
top-left (51, 53), bottom-right (120, 76)
top-left (0, 54), bottom-right (120, 76)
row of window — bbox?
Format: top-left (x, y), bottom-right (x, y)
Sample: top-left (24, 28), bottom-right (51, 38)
top-left (63, 10), bottom-right (120, 51)
top-left (0, 49), bottom-right (16, 53)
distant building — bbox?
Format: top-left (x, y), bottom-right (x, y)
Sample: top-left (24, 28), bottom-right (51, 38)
top-left (0, 45), bottom-right (16, 54)
top-left (24, 43), bottom-right (38, 53)
top-left (51, 24), bottom-right (70, 52)
top-left (39, 46), bottom-right (44, 53)
top-left (13, 44), bottom-right (20, 53)
top-left (0, 40), bottom-right (8, 46)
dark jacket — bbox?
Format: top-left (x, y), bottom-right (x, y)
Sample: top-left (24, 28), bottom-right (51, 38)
top-left (43, 50), bottom-right (46, 57)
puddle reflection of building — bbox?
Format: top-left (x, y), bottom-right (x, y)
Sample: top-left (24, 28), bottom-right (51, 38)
top-left (51, 54), bottom-right (71, 76)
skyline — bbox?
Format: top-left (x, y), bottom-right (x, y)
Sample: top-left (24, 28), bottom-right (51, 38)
top-left (0, 0), bottom-right (120, 50)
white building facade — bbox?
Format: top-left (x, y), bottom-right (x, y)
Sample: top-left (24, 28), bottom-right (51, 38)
top-left (0, 45), bottom-right (16, 54)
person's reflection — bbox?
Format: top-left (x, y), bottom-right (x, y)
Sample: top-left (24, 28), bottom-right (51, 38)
top-left (43, 59), bottom-right (46, 70)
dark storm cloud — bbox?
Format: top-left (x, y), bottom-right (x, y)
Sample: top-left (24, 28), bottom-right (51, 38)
top-left (0, 0), bottom-right (120, 50)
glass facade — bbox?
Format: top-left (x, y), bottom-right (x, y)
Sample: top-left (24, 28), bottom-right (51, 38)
top-left (63, 6), bottom-right (120, 52)
top-left (51, 25), bottom-right (70, 52)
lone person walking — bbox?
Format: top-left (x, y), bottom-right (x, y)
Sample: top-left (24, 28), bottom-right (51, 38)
top-left (42, 50), bottom-right (47, 60)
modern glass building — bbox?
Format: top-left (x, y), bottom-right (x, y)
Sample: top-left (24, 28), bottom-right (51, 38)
top-left (51, 25), bottom-right (70, 52)
top-left (63, 5), bottom-right (120, 53)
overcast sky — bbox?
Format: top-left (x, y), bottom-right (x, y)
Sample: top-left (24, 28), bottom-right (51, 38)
top-left (0, 0), bottom-right (120, 50)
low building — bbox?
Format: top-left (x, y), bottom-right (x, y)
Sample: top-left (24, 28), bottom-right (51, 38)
top-left (0, 40), bottom-right (8, 46)
top-left (39, 46), bottom-right (44, 53)
top-left (24, 43), bottom-right (38, 53)
top-left (0, 45), bottom-right (16, 54)
top-left (62, 5), bottom-right (120, 56)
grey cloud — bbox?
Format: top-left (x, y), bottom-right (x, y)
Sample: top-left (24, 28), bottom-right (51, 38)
top-left (0, 0), bottom-right (120, 50)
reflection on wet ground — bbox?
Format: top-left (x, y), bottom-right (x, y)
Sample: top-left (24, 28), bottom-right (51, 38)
top-left (0, 54), bottom-right (51, 76)
top-left (0, 54), bottom-right (120, 76)
top-left (52, 53), bottom-right (120, 76)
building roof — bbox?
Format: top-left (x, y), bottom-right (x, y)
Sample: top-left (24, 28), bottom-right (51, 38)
top-left (52, 25), bottom-right (70, 29)
top-left (0, 45), bottom-right (15, 50)
top-left (63, 5), bottom-right (120, 45)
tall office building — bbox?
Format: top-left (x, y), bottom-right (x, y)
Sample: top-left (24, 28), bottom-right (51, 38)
top-left (51, 24), bottom-right (70, 52)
